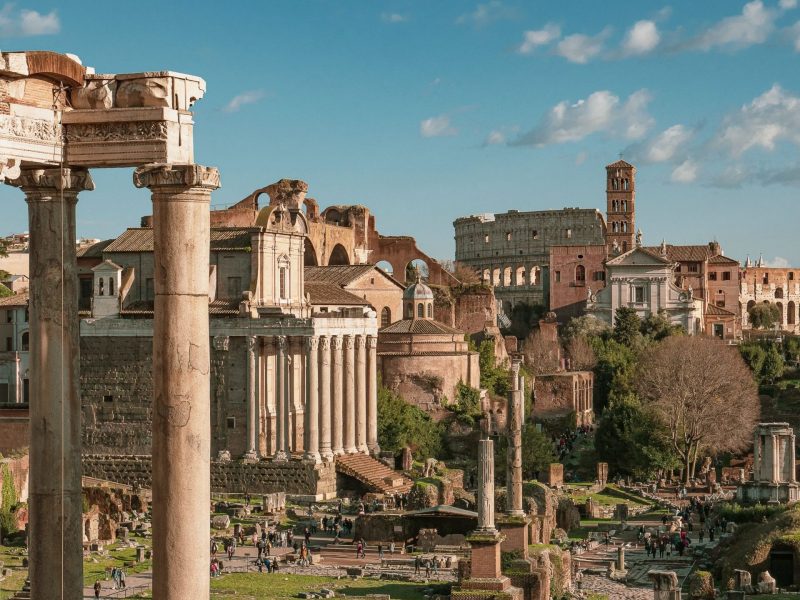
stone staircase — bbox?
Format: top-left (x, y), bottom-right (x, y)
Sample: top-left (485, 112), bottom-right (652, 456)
top-left (335, 454), bottom-right (413, 494)
top-left (10, 579), bottom-right (30, 599)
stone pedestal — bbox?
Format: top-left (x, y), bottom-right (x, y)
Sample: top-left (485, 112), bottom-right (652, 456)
top-left (498, 517), bottom-right (530, 558)
top-left (597, 462), bottom-right (608, 486)
top-left (134, 163), bottom-right (219, 600)
top-left (649, 571), bottom-right (681, 600)
top-left (8, 167), bottom-right (94, 600)
top-left (545, 463), bottom-right (564, 488)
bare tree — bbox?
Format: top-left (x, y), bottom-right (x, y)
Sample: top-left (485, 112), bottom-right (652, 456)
top-left (565, 336), bottom-right (597, 371)
top-left (637, 336), bottom-right (760, 485)
top-left (523, 329), bottom-right (561, 375)
top-left (452, 263), bottom-right (481, 285)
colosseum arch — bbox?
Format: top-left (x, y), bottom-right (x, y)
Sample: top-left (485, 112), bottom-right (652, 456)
top-left (328, 243), bottom-right (350, 265)
top-left (515, 265), bottom-right (526, 286)
top-left (502, 266), bottom-right (512, 287)
top-left (789, 301), bottom-right (797, 326)
top-left (304, 238), bottom-right (318, 266)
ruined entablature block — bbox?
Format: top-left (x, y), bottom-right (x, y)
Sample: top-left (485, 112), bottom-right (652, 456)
top-left (70, 71), bottom-right (205, 111)
top-left (265, 179), bottom-right (309, 210)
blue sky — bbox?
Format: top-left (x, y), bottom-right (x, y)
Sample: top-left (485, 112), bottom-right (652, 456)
top-left (2, 0), bottom-right (800, 265)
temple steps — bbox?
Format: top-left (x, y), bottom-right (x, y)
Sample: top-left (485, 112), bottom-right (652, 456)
top-left (335, 454), bottom-right (413, 494)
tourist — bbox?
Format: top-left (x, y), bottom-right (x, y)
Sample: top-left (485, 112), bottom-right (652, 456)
top-left (304, 527), bottom-right (311, 544)
top-left (378, 543), bottom-right (384, 562)
top-left (110, 567), bottom-right (118, 589)
top-left (699, 528), bottom-right (705, 542)
top-left (245, 492), bottom-right (251, 507)
top-left (94, 580), bottom-right (102, 599)
top-left (257, 558), bottom-right (264, 573)
top-left (414, 555), bottom-right (421, 575)
top-left (425, 559), bottom-right (432, 578)
top-left (390, 541), bottom-right (395, 555)
top-left (119, 569), bottom-right (126, 589)
top-left (228, 542), bottom-right (235, 561)
top-left (356, 540), bottom-right (364, 559)
top-left (432, 555), bottom-right (439, 576)
top-left (210, 561), bottom-right (218, 578)
top-left (211, 540), bottom-right (218, 558)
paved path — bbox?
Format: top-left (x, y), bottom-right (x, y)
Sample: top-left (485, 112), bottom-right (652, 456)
top-left (579, 575), bottom-right (653, 600)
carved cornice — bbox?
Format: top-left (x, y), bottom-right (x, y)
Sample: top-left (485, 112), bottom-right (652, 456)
top-left (133, 163), bottom-right (220, 190)
top-left (275, 335), bottom-right (287, 352)
top-left (65, 121), bottom-right (168, 143)
top-left (366, 336), bottom-right (378, 349)
top-left (7, 167), bottom-right (94, 193)
top-left (0, 114), bottom-right (59, 143)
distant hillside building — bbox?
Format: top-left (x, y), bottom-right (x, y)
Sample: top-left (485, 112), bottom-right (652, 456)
top-left (741, 258), bottom-right (800, 333)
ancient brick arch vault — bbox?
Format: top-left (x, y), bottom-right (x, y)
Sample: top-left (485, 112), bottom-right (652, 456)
top-left (1, 51), bottom-right (216, 599)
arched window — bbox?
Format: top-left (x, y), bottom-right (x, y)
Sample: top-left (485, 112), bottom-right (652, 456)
top-left (776, 287), bottom-right (784, 299)
top-left (715, 291), bottom-right (725, 307)
top-left (279, 267), bottom-right (287, 299)
top-left (21, 331), bottom-right (29, 352)
top-left (427, 303), bottom-right (432, 318)
top-left (109, 277), bottom-right (115, 296)
top-left (381, 306), bottom-right (391, 328)
top-left (623, 179), bottom-right (629, 190)
top-left (98, 278), bottom-right (104, 296)
top-left (417, 303), bottom-right (424, 318)
top-left (622, 200), bottom-right (627, 211)
top-left (575, 265), bottom-right (586, 282)
top-left (789, 301), bottom-right (796, 326)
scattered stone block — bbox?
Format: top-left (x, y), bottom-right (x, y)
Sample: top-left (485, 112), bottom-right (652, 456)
top-left (211, 515), bottom-right (230, 530)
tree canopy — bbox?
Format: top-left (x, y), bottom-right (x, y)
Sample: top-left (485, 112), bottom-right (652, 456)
top-left (748, 303), bottom-right (782, 330)
top-left (377, 386), bottom-right (443, 459)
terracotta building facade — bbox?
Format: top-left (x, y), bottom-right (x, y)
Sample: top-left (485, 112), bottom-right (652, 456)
top-left (741, 262), bottom-right (800, 333)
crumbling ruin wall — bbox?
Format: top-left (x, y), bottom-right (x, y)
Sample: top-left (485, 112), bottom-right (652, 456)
top-left (81, 455), bottom-right (336, 498)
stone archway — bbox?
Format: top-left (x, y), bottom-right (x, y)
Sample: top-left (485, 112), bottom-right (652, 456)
top-left (304, 237), bottom-right (318, 266)
top-left (328, 243), bottom-right (350, 265)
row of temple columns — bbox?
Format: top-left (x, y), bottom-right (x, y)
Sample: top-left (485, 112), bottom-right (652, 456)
top-left (262, 334), bottom-right (379, 462)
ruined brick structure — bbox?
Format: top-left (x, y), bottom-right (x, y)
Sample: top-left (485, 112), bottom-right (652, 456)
top-left (533, 371), bottom-right (595, 426)
top-left (741, 260), bottom-right (800, 333)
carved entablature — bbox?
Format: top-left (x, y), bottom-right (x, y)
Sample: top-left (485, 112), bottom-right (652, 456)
top-left (69, 71), bottom-right (205, 111)
top-left (133, 163), bottom-right (220, 190)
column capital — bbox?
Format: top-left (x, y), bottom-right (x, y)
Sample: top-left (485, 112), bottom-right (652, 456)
top-left (319, 336), bottom-right (330, 351)
top-left (275, 335), bottom-right (288, 351)
top-left (343, 335), bottom-right (354, 350)
top-left (7, 167), bottom-right (94, 194)
top-left (355, 334), bottom-right (366, 349)
top-left (304, 336), bottom-right (319, 352)
top-left (133, 163), bottom-right (220, 190)
top-left (246, 335), bottom-right (257, 352)
top-left (366, 335), bottom-right (378, 350)
top-left (213, 335), bottom-right (230, 352)
top-left (331, 336), bottom-right (343, 351)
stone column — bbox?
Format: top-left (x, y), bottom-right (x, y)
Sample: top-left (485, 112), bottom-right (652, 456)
top-left (245, 336), bottom-right (258, 459)
top-left (318, 337), bottom-right (334, 460)
top-left (8, 167), bottom-right (93, 600)
top-left (274, 336), bottom-right (288, 461)
top-left (343, 335), bottom-right (358, 454)
top-left (133, 163), bottom-right (219, 600)
top-left (331, 336), bottom-right (344, 455)
top-left (366, 335), bottom-right (380, 455)
top-left (304, 337), bottom-right (321, 462)
top-left (507, 357), bottom-right (525, 517)
top-left (477, 436), bottom-right (496, 532)
top-left (355, 335), bottom-right (368, 453)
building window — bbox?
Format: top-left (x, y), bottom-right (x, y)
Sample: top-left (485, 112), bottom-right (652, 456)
top-left (417, 303), bottom-right (424, 318)
top-left (593, 271), bottom-right (605, 282)
top-left (227, 417), bottom-right (236, 429)
top-left (688, 263), bottom-right (699, 273)
top-left (790, 272), bottom-right (795, 281)
top-left (103, 395), bottom-right (114, 403)
top-left (5, 337), bottom-right (11, 352)
top-left (565, 228), bottom-right (572, 239)
top-left (4, 311), bottom-right (10, 323)
top-left (98, 278), bottom-right (104, 296)
top-left (506, 232), bottom-right (512, 241)
top-left (484, 235), bottom-right (489, 243)
top-left (634, 286), bottom-right (645, 303)
top-left (554, 271), bottom-right (561, 283)
top-left (709, 272), bottom-right (717, 281)
top-left (716, 291), bottom-right (726, 307)
top-left (380, 307), bottom-right (391, 327)
top-left (427, 303), bottom-right (432, 318)
top-left (279, 269), bottom-right (287, 299)
top-left (532, 230), bottom-right (539, 239)
top-left (575, 265), bottom-right (586, 282)
top-left (23, 379), bottom-right (29, 403)
top-left (109, 277), bottom-right (115, 296)
top-left (20, 332), bottom-right (29, 352)
top-left (722, 271), bottom-right (731, 281)
top-left (776, 287), bottom-right (784, 299)
top-left (763, 274), bottom-right (769, 285)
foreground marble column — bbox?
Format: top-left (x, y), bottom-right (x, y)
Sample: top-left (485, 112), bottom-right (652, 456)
top-left (477, 436), bottom-right (496, 532)
top-left (355, 335), bottom-right (368, 453)
top-left (245, 336), bottom-right (258, 459)
top-left (8, 167), bottom-right (93, 600)
top-left (343, 335), bottom-right (357, 453)
top-left (507, 358), bottom-right (525, 517)
top-left (318, 337), bottom-right (334, 460)
top-left (304, 336), bottom-right (321, 462)
top-left (274, 336), bottom-right (289, 461)
top-left (134, 163), bottom-right (219, 600)
top-left (366, 335), bottom-right (380, 455)
top-left (331, 336), bottom-right (344, 455)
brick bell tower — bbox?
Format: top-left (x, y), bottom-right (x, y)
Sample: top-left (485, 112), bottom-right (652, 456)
top-left (605, 159), bottom-right (636, 255)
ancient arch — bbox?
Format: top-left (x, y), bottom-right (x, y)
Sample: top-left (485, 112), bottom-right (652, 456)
top-left (406, 258), bottom-right (429, 282)
top-left (530, 266), bottom-right (540, 286)
top-left (328, 243), bottom-right (350, 265)
top-left (503, 266), bottom-right (512, 287)
top-left (380, 306), bottom-right (391, 327)
top-left (776, 287), bottom-right (785, 299)
top-left (375, 260), bottom-right (394, 276)
top-left (492, 267), bottom-right (501, 287)
top-left (304, 237), bottom-right (318, 266)
top-left (515, 265), bottom-right (526, 286)
top-left (575, 265), bottom-right (586, 282)
top-left (789, 301), bottom-right (796, 326)
top-left (777, 301), bottom-right (784, 324)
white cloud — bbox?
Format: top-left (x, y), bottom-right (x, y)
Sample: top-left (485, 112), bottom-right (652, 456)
top-left (575, 151), bottom-right (588, 165)
top-left (689, 1), bottom-right (777, 51)
top-left (420, 114), bottom-right (457, 138)
top-left (456, 1), bottom-right (516, 26)
top-left (766, 256), bottom-right (791, 267)
top-left (632, 124), bottom-right (695, 163)
top-left (0, 4), bottom-right (60, 36)
top-left (222, 90), bottom-right (266, 113)
top-left (671, 159), bottom-right (698, 183)
top-left (790, 21), bottom-right (800, 51)
top-left (517, 24), bottom-right (561, 54)
top-left (780, 0), bottom-right (797, 10)
top-left (621, 20), bottom-right (660, 55)
top-left (381, 13), bottom-right (407, 23)
top-left (483, 130), bottom-right (506, 145)
top-left (511, 89), bottom-right (653, 146)
top-left (554, 29), bottom-right (609, 63)
top-left (714, 84), bottom-right (800, 156)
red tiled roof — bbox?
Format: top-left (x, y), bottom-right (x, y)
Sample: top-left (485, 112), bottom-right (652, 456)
top-left (304, 265), bottom-right (405, 289)
top-left (606, 159), bottom-right (634, 169)
top-left (305, 283), bottom-right (369, 306)
top-left (105, 228), bottom-right (256, 253)
top-left (380, 318), bottom-right (463, 335)
top-left (644, 244), bottom-right (713, 262)
top-left (0, 291), bottom-right (29, 307)
top-left (708, 255), bottom-right (739, 265)
top-left (705, 303), bottom-right (736, 317)
top-left (77, 239), bottom-right (113, 258)
top-left (120, 298), bottom-right (240, 316)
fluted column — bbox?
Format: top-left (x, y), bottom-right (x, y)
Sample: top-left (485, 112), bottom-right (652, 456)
top-left (319, 337), bottom-right (333, 460)
top-left (343, 335), bottom-right (357, 453)
top-left (274, 336), bottom-right (289, 461)
top-left (355, 335), bottom-right (368, 453)
top-left (507, 357), bottom-right (525, 517)
top-left (477, 436), bottom-right (496, 532)
top-left (304, 337), bottom-right (321, 462)
top-left (7, 167), bottom-right (93, 600)
top-left (366, 335), bottom-right (380, 455)
top-left (331, 336), bottom-right (344, 455)
top-left (133, 164), bottom-right (219, 600)
top-left (245, 336), bottom-right (258, 459)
